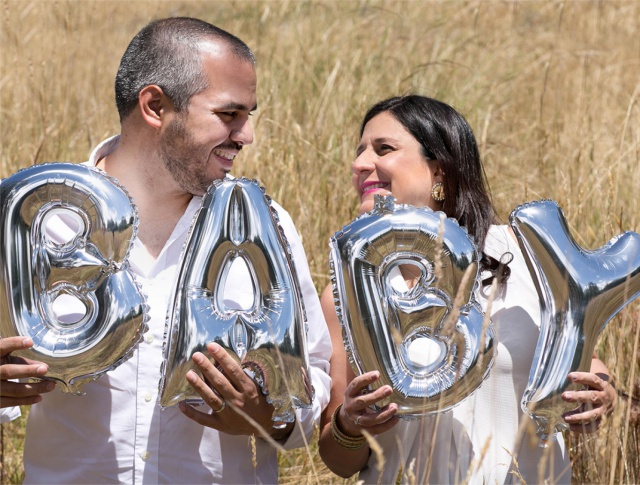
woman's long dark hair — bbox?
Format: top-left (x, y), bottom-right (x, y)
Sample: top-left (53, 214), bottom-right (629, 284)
top-left (360, 95), bottom-right (509, 284)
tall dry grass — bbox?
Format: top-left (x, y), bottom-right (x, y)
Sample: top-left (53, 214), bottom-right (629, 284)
top-left (1, 0), bottom-right (639, 483)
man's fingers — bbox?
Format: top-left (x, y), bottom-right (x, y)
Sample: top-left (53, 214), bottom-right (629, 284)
top-left (0, 380), bottom-right (55, 408)
top-left (0, 336), bottom-right (33, 357)
top-left (191, 351), bottom-right (239, 400)
top-left (562, 388), bottom-right (603, 406)
top-left (0, 362), bottom-right (49, 380)
top-left (0, 394), bottom-right (43, 408)
top-left (186, 370), bottom-right (226, 411)
top-left (1, 336), bottom-right (48, 381)
top-left (179, 401), bottom-right (217, 427)
top-left (1, 380), bottom-right (55, 398)
top-left (205, 343), bottom-right (251, 393)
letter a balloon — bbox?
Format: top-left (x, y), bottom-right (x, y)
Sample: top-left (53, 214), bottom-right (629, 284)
top-left (159, 178), bottom-right (312, 423)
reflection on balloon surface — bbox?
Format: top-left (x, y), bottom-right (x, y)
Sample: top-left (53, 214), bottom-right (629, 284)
top-left (0, 163), bottom-right (148, 393)
top-left (159, 178), bottom-right (312, 423)
top-left (511, 200), bottom-right (640, 445)
top-left (330, 195), bottom-right (495, 417)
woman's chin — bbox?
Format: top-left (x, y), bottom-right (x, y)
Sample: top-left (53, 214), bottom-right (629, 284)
top-left (358, 193), bottom-right (386, 214)
top-left (358, 201), bottom-right (374, 214)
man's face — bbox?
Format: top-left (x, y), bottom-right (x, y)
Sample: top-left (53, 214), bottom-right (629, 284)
top-left (159, 44), bottom-right (257, 196)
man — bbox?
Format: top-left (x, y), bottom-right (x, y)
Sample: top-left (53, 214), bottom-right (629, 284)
top-left (0, 17), bottom-right (331, 484)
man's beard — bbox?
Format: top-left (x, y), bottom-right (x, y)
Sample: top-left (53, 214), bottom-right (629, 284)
top-left (159, 116), bottom-right (213, 196)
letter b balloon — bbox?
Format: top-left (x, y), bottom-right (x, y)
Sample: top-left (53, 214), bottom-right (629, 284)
top-left (0, 163), bottom-right (148, 393)
top-left (330, 196), bottom-right (495, 417)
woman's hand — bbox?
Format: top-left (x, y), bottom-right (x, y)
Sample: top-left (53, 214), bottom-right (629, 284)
top-left (336, 370), bottom-right (399, 437)
top-left (561, 371), bottom-right (617, 433)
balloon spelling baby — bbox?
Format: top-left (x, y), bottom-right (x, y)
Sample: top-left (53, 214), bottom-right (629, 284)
top-left (0, 163), bottom-right (148, 394)
top-left (330, 195), bottom-right (495, 417)
top-left (159, 178), bottom-right (313, 423)
top-left (512, 200), bottom-right (640, 445)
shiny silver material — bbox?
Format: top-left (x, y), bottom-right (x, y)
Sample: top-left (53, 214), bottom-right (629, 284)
top-left (0, 163), bottom-right (149, 394)
top-left (511, 200), bottom-right (640, 445)
top-left (330, 196), bottom-right (495, 417)
top-left (159, 178), bottom-right (312, 423)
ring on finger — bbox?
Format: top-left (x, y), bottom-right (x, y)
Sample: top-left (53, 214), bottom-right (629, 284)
top-left (214, 399), bottom-right (226, 413)
top-left (355, 415), bottom-right (362, 426)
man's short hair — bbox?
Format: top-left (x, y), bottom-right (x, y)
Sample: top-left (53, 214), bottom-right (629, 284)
top-left (115, 17), bottom-right (254, 121)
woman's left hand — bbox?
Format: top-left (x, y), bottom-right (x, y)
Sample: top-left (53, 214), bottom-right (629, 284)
top-left (561, 371), bottom-right (617, 433)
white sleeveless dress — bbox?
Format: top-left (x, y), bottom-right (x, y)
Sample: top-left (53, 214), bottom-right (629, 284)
top-left (358, 225), bottom-right (570, 484)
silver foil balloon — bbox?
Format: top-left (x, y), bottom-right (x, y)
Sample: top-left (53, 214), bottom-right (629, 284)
top-left (159, 178), bottom-right (312, 423)
top-left (511, 200), bottom-right (640, 445)
top-left (0, 163), bottom-right (149, 394)
top-left (330, 195), bottom-right (495, 417)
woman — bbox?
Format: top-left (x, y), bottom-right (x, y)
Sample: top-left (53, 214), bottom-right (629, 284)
top-left (318, 95), bottom-right (617, 484)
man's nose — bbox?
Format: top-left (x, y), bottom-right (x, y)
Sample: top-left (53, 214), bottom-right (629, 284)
top-left (230, 119), bottom-right (254, 146)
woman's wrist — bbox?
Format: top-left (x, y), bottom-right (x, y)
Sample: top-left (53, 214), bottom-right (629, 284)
top-left (337, 402), bottom-right (362, 437)
top-left (330, 403), bottom-right (367, 450)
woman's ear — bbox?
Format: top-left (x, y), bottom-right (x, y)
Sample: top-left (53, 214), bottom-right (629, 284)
top-left (432, 161), bottom-right (445, 182)
top-left (137, 85), bottom-right (169, 129)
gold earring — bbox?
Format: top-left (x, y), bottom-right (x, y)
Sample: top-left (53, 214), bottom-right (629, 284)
top-left (431, 182), bottom-right (445, 202)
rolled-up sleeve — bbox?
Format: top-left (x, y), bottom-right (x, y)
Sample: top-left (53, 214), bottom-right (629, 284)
top-left (272, 202), bottom-right (332, 450)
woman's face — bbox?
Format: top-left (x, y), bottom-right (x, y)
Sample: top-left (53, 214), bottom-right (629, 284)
top-left (352, 111), bottom-right (442, 214)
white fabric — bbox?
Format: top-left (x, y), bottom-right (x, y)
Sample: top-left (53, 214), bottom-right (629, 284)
top-left (5, 136), bottom-right (331, 484)
top-left (359, 225), bottom-right (570, 484)
top-left (0, 405), bottom-right (20, 423)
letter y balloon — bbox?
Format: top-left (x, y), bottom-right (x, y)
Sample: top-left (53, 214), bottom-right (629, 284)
top-left (511, 200), bottom-right (640, 446)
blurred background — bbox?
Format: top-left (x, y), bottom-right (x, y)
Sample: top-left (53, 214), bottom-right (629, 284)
top-left (1, 1), bottom-right (638, 483)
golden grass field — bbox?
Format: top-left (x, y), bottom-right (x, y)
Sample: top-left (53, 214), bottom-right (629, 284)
top-left (1, 0), bottom-right (639, 483)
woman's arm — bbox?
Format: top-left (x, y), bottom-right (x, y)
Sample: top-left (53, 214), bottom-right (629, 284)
top-left (561, 352), bottom-right (617, 432)
top-left (317, 285), bottom-right (398, 478)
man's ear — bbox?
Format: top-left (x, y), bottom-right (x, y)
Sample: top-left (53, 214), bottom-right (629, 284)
top-left (138, 85), bottom-right (170, 129)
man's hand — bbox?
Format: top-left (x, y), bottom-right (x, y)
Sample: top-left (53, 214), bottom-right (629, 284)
top-left (1, 337), bottom-right (55, 408)
top-left (179, 342), bottom-right (292, 440)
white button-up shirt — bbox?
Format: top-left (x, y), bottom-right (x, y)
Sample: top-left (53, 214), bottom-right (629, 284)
top-left (1, 137), bottom-right (331, 484)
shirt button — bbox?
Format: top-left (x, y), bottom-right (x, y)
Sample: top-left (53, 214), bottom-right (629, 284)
top-left (144, 393), bottom-right (152, 403)
top-left (140, 451), bottom-right (150, 461)
top-left (145, 333), bottom-right (154, 344)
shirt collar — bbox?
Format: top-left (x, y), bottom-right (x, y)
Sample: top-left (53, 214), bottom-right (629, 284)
top-left (87, 135), bottom-right (121, 167)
